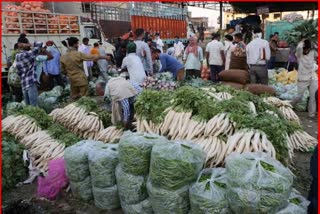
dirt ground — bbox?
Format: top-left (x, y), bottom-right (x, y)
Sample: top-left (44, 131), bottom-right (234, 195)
top-left (2, 112), bottom-right (317, 214)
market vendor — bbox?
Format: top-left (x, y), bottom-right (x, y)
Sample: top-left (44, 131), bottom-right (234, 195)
top-left (151, 48), bottom-right (185, 81)
top-left (105, 72), bottom-right (142, 128)
top-left (60, 37), bottom-right (111, 100)
top-left (291, 39), bottom-right (318, 118)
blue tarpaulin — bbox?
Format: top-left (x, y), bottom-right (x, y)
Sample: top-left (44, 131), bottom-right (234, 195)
top-left (230, 15), bottom-right (262, 27)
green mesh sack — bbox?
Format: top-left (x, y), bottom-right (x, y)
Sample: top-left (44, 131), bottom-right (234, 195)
top-left (121, 198), bottom-right (154, 214)
top-left (147, 179), bottom-right (189, 214)
top-left (115, 165), bottom-right (148, 205)
top-left (119, 131), bottom-right (168, 176)
top-left (149, 141), bottom-right (205, 190)
top-left (70, 176), bottom-right (93, 202)
top-left (189, 168), bottom-right (230, 214)
top-left (88, 144), bottom-right (119, 188)
top-left (92, 185), bottom-right (120, 210)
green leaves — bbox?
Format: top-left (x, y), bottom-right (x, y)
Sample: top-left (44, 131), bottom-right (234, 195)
top-left (284, 19), bottom-right (318, 46)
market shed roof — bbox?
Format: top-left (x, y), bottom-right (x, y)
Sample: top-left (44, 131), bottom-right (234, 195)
top-left (230, 2), bottom-right (318, 13)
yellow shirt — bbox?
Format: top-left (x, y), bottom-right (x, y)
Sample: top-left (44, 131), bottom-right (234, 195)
top-left (60, 48), bottom-right (99, 86)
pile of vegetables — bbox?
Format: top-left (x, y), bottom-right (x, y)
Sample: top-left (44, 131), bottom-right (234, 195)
top-left (2, 106), bottom-right (80, 172)
top-left (284, 19), bottom-right (318, 46)
top-left (38, 86), bottom-right (64, 113)
top-left (135, 85), bottom-right (316, 166)
top-left (141, 76), bottom-right (177, 91)
top-left (2, 132), bottom-right (28, 192)
top-left (49, 97), bottom-right (115, 140)
top-left (4, 2), bottom-right (80, 34)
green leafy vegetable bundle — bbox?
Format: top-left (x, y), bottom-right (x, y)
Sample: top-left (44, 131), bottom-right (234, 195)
top-left (2, 132), bottom-right (27, 192)
top-left (121, 198), bottom-right (154, 214)
top-left (225, 152), bottom-right (293, 214)
top-left (149, 141), bottom-right (205, 191)
top-left (119, 131), bottom-right (168, 176)
top-left (92, 185), bottom-right (121, 210)
top-left (16, 106), bottom-right (53, 129)
top-left (189, 168), bottom-right (230, 214)
top-left (284, 19), bottom-right (318, 46)
top-left (47, 123), bottom-right (80, 147)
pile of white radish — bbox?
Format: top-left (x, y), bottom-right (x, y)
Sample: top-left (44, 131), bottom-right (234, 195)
top-left (95, 126), bottom-right (124, 143)
top-left (2, 115), bottom-right (41, 139)
top-left (287, 130), bottom-right (318, 152)
top-left (263, 97), bottom-right (300, 125)
top-left (21, 130), bottom-right (65, 173)
top-left (49, 103), bottom-right (104, 139)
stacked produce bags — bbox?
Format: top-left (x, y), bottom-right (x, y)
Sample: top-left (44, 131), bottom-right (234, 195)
top-left (116, 131), bottom-right (168, 214)
top-left (147, 141), bottom-right (205, 214)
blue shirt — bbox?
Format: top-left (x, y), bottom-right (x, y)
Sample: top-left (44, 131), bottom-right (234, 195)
top-left (46, 47), bottom-right (61, 75)
top-left (159, 53), bottom-right (184, 79)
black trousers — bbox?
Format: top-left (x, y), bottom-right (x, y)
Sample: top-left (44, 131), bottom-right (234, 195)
top-left (10, 86), bottom-right (23, 102)
top-left (186, 69), bottom-right (201, 78)
top-left (48, 74), bottom-right (65, 90)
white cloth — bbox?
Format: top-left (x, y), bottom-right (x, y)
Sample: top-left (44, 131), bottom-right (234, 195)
top-left (155, 37), bottom-right (164, 53)
top-left (205, 40), bottom-right (225, 66)
top-left (121, 53), bottom-right (146, 85)
top-left (296, 42), bottom-right (317, 81)
top-left (173, 41), bottom-right (185, 58)
top-left (246, 38), bottom-right (271, 65)
top-left (224, 41), bottom-right (235, 70)
top-left (78, 44), bottom-right (92, 77)
top-left (166, 47), bottom-right (175, 56)
top-left (98, 47), bottom-right (108, 73)
top-left (183, 46), bottom-right (203, 70)
top-left (134, 40), bottom-right (153, 74)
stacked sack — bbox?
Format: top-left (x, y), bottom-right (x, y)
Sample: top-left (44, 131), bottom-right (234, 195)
top-left (225, 152), bottom-right (297, 214)
top-left (116, 131), bottom-right (168, 214)
top-left (189, 168), bottom-right (230, 214)
top-left (88, 144), bottom-right (120, 210)
top-left (147, 141), bottom-right (205, 214)
top-left (64, 141), bottom-right (95, 201)
top-left (64, 140), bottom-right (121, 210)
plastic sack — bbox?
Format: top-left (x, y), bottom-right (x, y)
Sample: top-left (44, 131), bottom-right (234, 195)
top-left (92, 185), bottom-right (121, 210)
top-left (121, 198), bottom-right (154, 214)
top-left (70, 176), bottom-right (93, 201)
top-left (149, 141), bottom-right (205, 190)
top-left (5, 102), bottom-right (25, 115)
top-left (189, 168), bottom-right (230, 214)
top-left (115, 165), bottom-right (148, 204)
top-left (225, 152), bottom-right (294, 214)
top-left (147, 179), bottom-right (189, 214)
top-left (276, 188), bottom-right (309, 213)
top-left (37, 158), bottom-right (68, 200)
top-left (276, 203), bottom-right (306, 214)
top-left (88, 144), bottom-right (119, 188)
top-left (119, 131), bottom-right (168, 176)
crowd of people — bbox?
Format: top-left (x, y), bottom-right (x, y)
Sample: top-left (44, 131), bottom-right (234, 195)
top-left (6, 25), bottom-right (318, 125)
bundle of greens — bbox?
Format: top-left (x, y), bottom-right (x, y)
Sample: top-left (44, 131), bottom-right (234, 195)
top-left (189, 168), bottom-right (230, 214)
top-left (121, 199), bottom-right (154, 214)
top-left (16, 106), bottom-right (53, 129)
top-left (284, 19), bottom-right (318, 46)
top-left (92, 185), bottom-right (121, 210)
top-left (5, 102), bottom-right (25, 116)
top-left (69, 177), bottom-right (93, 202)
top-left (180, 78), bottom-right (213, 88)
top-left (135, 90), bottom-right (173, 124)
top-left (115, 165), bottom-right (148, 205)
top-left (119, 131), bottom-right (168, 176)
top-left (149, 141), bottom-right (205, 191)
top-left (225, 152), bottom-right (293, 214)
top-left (147, 179), bottom-right (190, 214)
top-left (2, 132), bottom-right (27, 192)
top-left (88, 144), bottom-right (119, 188)
top-left (47, 123), bottom-right (80, 147)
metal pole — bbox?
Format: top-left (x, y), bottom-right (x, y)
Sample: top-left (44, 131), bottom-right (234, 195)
top-left (220, 2), bottom-right (223, 29)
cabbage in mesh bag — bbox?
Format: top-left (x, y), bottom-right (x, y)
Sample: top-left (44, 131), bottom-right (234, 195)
top-left (70, 176), bottom-right (93, 201)
top-left (149, 141), bottom-right (205, 190)
top-left (88, 144), bottom-right (119, 188)
top-left (119, 131), bottom-right (168, 176)
top-left (115, 165), bottom-right (148, 204)
top-left (92, 185), bottom-right (120, 210)
top-left (189, 168), bottom-right (230, 214)
top-left (147, 179), bottom-right (189, 214)
top-left (121, 198), bottom-right (154, 214)
top-left (225, 152), bottom-right (294, 214)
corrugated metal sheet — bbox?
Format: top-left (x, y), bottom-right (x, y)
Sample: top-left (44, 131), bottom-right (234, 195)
top-left (99, 20), bottom-right (131, 39)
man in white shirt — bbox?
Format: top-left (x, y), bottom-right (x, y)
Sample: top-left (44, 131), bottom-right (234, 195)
top-left (134, 28), bottom-right (153, 76)
top-left (121, 42), bottom-right (146, 85)
top-left (205, 33), bottom-right (225, 82)
top-left (155, 33), bottom-right (164, 53)
top-left (246, 27), bottom-right (271, 85)
top-left (173, 36), bottom-right (185, 63)
top-left (78, 37), bottom-right (93, 78)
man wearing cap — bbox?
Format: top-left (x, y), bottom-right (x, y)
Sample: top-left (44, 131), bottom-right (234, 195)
top-left (121, 42), bottom-right (146, 85)
top-left (45, 41), bottom-right (64, 89)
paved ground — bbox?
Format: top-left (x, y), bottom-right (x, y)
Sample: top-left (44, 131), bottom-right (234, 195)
top-left (2, 112), bottom-right (317, 214)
